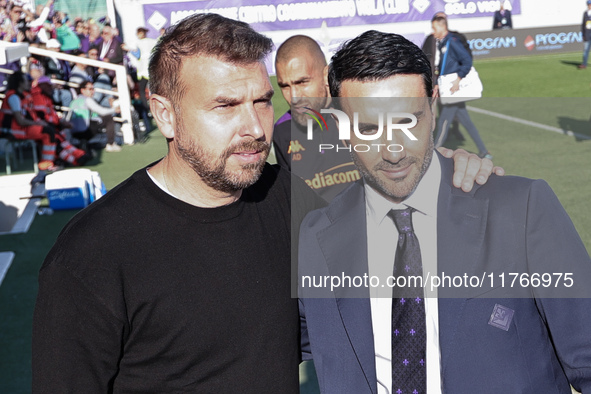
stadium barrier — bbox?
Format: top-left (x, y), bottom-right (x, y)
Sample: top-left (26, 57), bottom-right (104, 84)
top-left (465, 24), bottom-right (583, 59)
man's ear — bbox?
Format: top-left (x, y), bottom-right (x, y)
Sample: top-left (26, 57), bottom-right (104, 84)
top-left (150, 94), bottom-right (176, 139)
top-left (323, 65), bottom-right (329, 92)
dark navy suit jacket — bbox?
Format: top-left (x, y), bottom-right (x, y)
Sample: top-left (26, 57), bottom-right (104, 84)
top-left (97, 37), bottom-right (124, 65)
top-left (438, 34), bottom-right (472, 78)
top-left (298, 153), bottom-right (591, 393)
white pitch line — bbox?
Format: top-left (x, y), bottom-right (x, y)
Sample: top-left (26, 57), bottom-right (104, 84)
top-left (467, 105), bottom-right (591, 141)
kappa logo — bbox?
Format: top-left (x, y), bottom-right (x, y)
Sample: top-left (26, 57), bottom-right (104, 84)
top-left (288, 140), bottom-right (306, 155)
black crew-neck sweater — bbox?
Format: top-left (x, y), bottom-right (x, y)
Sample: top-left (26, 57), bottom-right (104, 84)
top-left (33, 164), bottom-right (318, 393)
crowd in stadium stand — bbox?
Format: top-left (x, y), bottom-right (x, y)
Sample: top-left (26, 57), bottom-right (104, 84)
top-left (0, 0), bottom-right (156, 171)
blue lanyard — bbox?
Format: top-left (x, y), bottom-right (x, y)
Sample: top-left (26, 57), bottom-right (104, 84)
top-left (440, 39), bottom-right (451, 75)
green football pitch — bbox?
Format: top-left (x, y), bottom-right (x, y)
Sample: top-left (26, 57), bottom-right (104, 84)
top-left (0, 51), bottom-right (590, 393)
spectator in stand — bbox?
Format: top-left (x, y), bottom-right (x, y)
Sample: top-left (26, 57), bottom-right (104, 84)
top-left (579, 0), bottom-right (591, 69)
top-left (69, 54), bottom-right (92, 86)
top-left (93, 67), bottom-right (114, 107)
top-left (43, 38), bottom-right (70, 80)
top-left (0, 1), bottom-right (8, 27)
top-left (96, 24), bottom-right (124, 83)
top-left (70, 80), bottom-right (121, 152)
top-left (30, 75), bottom-right (90, 166)
top-left (37, 20), bottom-right (54, 45)
top-left (27, 57), bottom-right (45, 84)
top-left (97, 24), bottom-right (123, 65)
top-left (74, 18), bottom-right (83, 34)
top-left (2, 1), bottom-right (26, 43)
top-left (31, 76), bottom-right (70, 131)
top-left (493, 2), bottom-right (512, 29)
top-left (43, 38), bottom-right (73, 107)
top-left (85, 45), bottom-right (100, 81)
top-left (67, 53), bottom-right (93, 106)
top-left (75, 19), bottom-right (91, 53)
top-left (26, 0), bottom-right (52, 36)
top-left (54, 12), bottom-right (80, 53)
top-left (87, 21), bottom-right (101, 50)
top-left (122, 26), bottom-right (156, 132)
top-left (23, 24), bottom-right (41, 45)
top-left (0, 71), bottom-right (57, 170)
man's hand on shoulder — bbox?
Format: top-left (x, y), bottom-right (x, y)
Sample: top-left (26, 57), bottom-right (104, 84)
top-left (437, 147), bottom-right (505, 192)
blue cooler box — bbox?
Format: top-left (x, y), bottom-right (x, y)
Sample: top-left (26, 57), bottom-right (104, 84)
top-left (45, 169), bottom-right (105, 210)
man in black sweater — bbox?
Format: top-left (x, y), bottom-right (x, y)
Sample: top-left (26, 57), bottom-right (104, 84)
top-left (33, 14), bottom-right (317, 393)
top-left (33, 14), bottom-right (499, 393)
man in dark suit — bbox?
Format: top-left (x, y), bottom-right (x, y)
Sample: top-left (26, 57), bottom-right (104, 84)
top-left (97, 25), bottom-right (124, 65)
top-left (298, 31), bottom-right (591, 394)
top-left (493, 3), bottom-right (513, 29)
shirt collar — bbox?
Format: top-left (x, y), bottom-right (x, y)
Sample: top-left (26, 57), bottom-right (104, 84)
top-left (364, 151), bottom-right (441, 224)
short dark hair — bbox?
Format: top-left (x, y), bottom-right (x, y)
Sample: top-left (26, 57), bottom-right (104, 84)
top-left (77, 81), bottom-right (93, 95)
top-left (328, 30), bottom-right (433, 98)
top-left (149, 13), bottom-right (273, 105)
top-left (432, 15), bottom-right (448, 26)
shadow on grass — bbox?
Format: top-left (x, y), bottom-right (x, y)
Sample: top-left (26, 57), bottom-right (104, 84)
top-left (560, 60), bottom-right (583, 68)
top-left (557, 116), bottom-right (591, 142)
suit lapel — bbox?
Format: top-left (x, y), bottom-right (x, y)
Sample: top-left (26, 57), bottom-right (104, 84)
top-left (436, 155), bottom-right (489, 372)
top-left (316, 182), bottom-right (378, 393)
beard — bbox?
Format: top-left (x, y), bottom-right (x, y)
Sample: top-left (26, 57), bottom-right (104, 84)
top-left (175, 122), bottom-right (270, 194)
top-left (352, 137), bottom-right (434, 202)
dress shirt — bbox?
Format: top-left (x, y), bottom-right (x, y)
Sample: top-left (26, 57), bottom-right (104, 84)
top-left (100, 39), bottom-right (112, 60)
top-left (366, 155), bottom-right (442, 394)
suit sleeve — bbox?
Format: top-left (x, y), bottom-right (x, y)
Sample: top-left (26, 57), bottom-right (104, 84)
top-left (299, 299), bottom-right (312, 361)
top-left (525, 180), bottom-right (591, 393)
